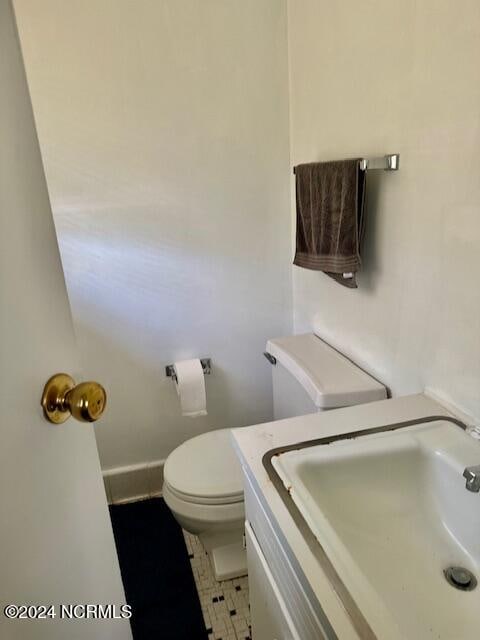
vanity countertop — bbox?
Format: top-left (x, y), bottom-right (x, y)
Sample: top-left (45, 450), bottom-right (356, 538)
top-left (232, 393), bottom-right (458, 640)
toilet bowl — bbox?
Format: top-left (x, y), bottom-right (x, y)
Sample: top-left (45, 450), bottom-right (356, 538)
top-left (163, 428), bottom-right (246, 580)
top-left (163, 333), bottom-right (387, 581)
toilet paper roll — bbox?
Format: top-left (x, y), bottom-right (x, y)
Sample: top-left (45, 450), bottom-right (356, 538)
top-left (173, 359), bottom-right (207, 417)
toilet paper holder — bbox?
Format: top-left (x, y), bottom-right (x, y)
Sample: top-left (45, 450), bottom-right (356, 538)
top-left (166, 358), bottom-right (212, 382)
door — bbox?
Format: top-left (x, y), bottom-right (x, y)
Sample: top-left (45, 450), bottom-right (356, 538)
top-left (0, 2), bottom-right (131, 638)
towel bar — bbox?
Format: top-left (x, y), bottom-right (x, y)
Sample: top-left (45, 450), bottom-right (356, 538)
top-left (293, 154), bottom-right (399, 174)
top-left (359, 154), bottom-right (399, 171)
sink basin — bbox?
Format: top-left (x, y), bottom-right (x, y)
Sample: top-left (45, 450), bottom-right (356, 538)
top-left (269, 418), bottom-right (480, 639)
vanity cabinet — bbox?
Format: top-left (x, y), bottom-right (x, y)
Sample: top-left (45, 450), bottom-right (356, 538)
top-left (243, 469), bottom-right (333, 640)
top-left (245, 521), bottom-right (300, 640)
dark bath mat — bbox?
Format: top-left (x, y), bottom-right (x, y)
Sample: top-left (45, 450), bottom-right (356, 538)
top-left (110, 498), bottom-right (207, 640)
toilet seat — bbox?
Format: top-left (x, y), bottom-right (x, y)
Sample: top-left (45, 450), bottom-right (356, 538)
top-left (163, 481), bottom-right (245, 528)
top-left (163, 428), bottom-right (244, 506)
top-left (164, 480), bottom-right (243, 506)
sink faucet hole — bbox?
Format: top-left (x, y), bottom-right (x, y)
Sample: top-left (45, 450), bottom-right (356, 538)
top-left (444, 566), bottom-right (477, 591)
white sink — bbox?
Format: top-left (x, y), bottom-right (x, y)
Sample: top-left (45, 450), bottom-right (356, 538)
top-left (271, 419), bottom-right (480, 639)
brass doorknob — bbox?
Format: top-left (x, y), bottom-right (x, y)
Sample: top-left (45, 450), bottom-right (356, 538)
top-left (41, 373), bottom-right (107, 424)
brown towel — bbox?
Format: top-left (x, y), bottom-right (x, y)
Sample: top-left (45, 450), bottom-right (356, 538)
top-left (293, 159), bottom-right (366, 288)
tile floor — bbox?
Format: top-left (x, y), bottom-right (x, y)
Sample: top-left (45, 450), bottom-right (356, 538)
top-left (183, 531), bottom-right (252, 640)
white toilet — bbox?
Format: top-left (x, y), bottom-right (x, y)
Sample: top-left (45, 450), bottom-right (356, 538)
top-left (163, 333), bottom-right (386, 581)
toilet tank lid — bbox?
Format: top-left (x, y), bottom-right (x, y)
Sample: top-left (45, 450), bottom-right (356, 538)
top-left (266, 333), bottom-right (386, 409)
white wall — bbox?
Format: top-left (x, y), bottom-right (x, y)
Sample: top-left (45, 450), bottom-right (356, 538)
top-left (14, 0), bottom-right (292, 470)
top-left (15, 0), bottom-right (480, 473)
top-left (288, 1), bottom-right (480, 419)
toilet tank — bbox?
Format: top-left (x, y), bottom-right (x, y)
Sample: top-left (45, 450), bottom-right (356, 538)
top-left (265, 334), bottom-right (387, 421)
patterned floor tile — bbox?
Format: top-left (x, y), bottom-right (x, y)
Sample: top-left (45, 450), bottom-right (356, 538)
top-left (183, 530), bottom-right (252, 640)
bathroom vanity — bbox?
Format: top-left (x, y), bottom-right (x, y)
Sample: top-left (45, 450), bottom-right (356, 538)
top-left (232, 394), bottom-right (480, 640)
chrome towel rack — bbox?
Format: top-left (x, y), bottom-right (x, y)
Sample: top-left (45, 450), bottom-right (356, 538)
top-left (359, 154), bottom-right (399, 171)
top-left (293, 153), bottom-right (400, 174)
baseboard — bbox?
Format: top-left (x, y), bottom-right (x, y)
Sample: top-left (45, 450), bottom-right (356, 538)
top-left (103, 459), bottom-right (165, 505)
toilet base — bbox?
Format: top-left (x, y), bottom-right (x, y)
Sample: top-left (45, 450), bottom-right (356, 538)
top-left (209, 541), bottom-right (247, 581)
top-left (198, 527), bottom-right (247, 581)
top-left (162, 481), bottom-right (247, 580)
